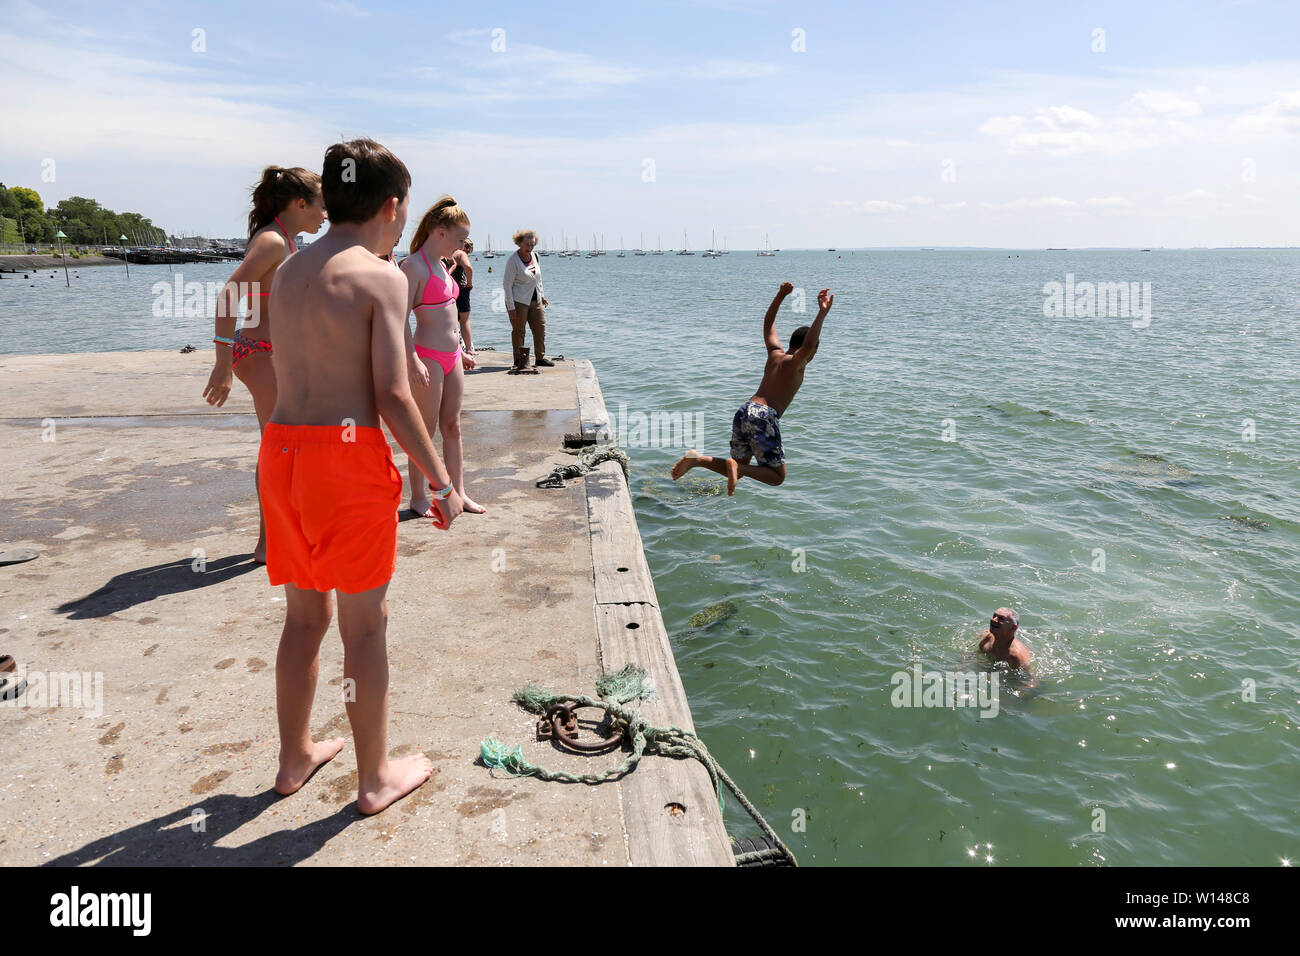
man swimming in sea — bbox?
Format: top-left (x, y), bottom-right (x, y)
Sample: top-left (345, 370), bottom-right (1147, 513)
top-left (672, 282), bottom-right (833, 495)
top-left (978, 607), bottom-right (1032, 668)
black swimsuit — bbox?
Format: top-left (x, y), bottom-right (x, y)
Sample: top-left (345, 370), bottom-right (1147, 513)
top-left (446, 258), bottom-right (471, 313)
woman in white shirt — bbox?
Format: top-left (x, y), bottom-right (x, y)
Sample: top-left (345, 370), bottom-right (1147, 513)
top-left (503, 230), bottom-right (551, 368)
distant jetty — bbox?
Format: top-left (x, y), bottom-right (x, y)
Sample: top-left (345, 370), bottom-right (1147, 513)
top-left (2, 247), bottom-right (242, 272)
top-left (101, 248), bottom-right (241, 265)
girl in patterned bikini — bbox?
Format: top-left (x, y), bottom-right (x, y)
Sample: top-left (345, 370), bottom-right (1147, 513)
top-left (203, 165), bottom-right (328, 562)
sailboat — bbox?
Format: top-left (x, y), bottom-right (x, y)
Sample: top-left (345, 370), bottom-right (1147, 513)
top-left (617, 235), bottom-right (626, 257)
top-left (635, 232), bottom-right (646, 255)
top-left (653, 234), bottom-right (664, 255)
top-left (757, 233), bottom-right (775, 257)
top-left (677, 230), bottom-right (695, 255)
top-left (703, 229), bottom-right (721, 258)
top-left (483, 234), bottom-right (495, 259)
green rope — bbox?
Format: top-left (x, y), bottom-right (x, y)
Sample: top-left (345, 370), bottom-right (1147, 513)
top-left (535, 442), bottom-right (630, 488)
top-left (478, 663), bottom-right (798, 866)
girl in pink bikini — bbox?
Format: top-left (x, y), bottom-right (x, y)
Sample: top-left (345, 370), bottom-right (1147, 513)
top-left (202, 165), bottom-right (328, 561)
top-left (401, 195), bottom-right (486, 516)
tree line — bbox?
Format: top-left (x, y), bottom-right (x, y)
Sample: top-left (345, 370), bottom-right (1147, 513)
top-left (0, 184), bottom-right (163, 246)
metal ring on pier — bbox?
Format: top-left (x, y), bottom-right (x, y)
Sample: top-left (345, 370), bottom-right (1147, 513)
top-left (547, 702), bottom-right (623, 754)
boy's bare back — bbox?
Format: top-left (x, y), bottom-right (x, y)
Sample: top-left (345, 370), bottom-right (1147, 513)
top-left (752, 350), bottom-right (809, 418)
top-left (270, 237), bottom-right (409, 429)
top-left (750, 285), bottom-right (833, 416)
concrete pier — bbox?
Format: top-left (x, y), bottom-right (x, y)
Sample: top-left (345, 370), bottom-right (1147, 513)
top-left (0, 349), bottom-right (734, 866)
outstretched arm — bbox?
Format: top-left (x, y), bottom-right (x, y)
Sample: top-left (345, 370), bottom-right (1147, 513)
top-left (764, 281), bottom-right (795, 351)
top-left (790, 289), bottom-right (834, 365)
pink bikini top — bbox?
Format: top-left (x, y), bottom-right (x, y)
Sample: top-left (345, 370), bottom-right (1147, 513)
top-left (415, 248), bottom-right (459, 309)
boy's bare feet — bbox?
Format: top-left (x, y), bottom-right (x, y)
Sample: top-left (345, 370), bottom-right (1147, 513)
top-left (672, 450), bottom-right (703, 480)
top-left (357, 753), bottom-right (434, 815)
top-left (253, 537), bottom-right (267, 565)
top-left (461, 495), bottom-right (486, 514)
top-left (725, 458), bottom-right (739, 496)
top-left (275, 737), bottom-right (346, 796)
top-left (408, 495), bottom-right (433, 517)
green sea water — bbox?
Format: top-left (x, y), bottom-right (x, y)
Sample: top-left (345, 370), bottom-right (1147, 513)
top-left (4, 249), bottom-right (1297, 865)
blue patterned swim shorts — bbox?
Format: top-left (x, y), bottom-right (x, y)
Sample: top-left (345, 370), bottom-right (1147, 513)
top-left (729, 401), bottom-right (784, 467)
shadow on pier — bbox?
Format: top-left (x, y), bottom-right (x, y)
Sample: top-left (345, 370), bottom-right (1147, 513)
top-left (56, 555), bottom-right (261, 619)
top-left (42, 792), bottom-right (358, 867)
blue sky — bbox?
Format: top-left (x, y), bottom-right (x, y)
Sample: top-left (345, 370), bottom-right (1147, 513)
top-left (3, 0), bottom-right (1297, 246)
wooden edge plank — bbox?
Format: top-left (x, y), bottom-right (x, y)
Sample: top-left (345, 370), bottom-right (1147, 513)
top-left (595, 603), bottom-right (735, 867)
top-left (585, 461), bottom-right (659, 606)
top-left (577, 355), bottom-right (734, 866)
top-left (574, 359), bottom-right (612, 443)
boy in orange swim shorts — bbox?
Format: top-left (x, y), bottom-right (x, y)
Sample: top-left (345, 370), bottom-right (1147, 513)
top-left (258, 138), bottom-right (464, 815)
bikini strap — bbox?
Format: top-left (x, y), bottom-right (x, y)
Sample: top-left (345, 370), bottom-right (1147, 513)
top-left (273, 216), bottom-right (297, 253)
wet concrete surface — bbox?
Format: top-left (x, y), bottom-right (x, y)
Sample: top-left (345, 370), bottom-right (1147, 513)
top-left (0, 349), bottom-right (636, 866)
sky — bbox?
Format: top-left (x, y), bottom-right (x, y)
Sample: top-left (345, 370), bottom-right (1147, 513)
top-left (2, 0), bottom-right (1297, 248)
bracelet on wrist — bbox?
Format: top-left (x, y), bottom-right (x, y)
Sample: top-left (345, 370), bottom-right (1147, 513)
top-left (430, 482), bottom-right (454, 500)
top-left (213, 336), bottom-right (235, 347)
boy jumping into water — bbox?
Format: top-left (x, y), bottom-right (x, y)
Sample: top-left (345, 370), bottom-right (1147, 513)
top-left (673, 282), bottom-right (832, 495)
top-left (259, 138), bottom-right (464, 814)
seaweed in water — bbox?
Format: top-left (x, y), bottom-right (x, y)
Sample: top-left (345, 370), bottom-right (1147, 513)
top-left (687, 599), bottom-right (738, 628)
top-left (1101, 454), bottom-right (1197, 486)
top-left (1220, 515), bottom-right (1270, 531)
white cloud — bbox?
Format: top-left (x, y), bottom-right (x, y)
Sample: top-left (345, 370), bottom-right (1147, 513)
top-left (982, 197), bottom-right (1080, 210)
top-left (836, 200), bottom-right (906, 214)
top-left (979, 106), bottom-right (1110, 155)
top-left (687, 60), bottom-right (783, 81)
top-left (1044, 105), bottom-right (1101, 127)
top-left (1231, 90), bottom-right (1300, 140)
top-left (1166, 189), bottom-right (1219, 206)
top-left (1086, 196), bottom-right (1134, 208)
top-left (1130, 89), bottom-right (1202, 117)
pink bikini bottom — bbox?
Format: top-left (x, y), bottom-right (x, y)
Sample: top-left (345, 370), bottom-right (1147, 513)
top-left (414, 343), bottom-right (461, 376)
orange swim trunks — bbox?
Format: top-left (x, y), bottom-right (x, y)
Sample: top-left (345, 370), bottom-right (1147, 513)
top-left (257, 422), bottom-right (402, 594)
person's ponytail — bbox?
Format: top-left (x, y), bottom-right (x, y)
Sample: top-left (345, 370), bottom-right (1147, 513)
top-left (247, 166), bottom-right (321, 240)
top-left (410, 195), bottom-right (470, 253)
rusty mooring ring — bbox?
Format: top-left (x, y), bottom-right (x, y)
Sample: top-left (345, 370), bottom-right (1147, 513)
top-left (546, 701), bottom-right (623, 754)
